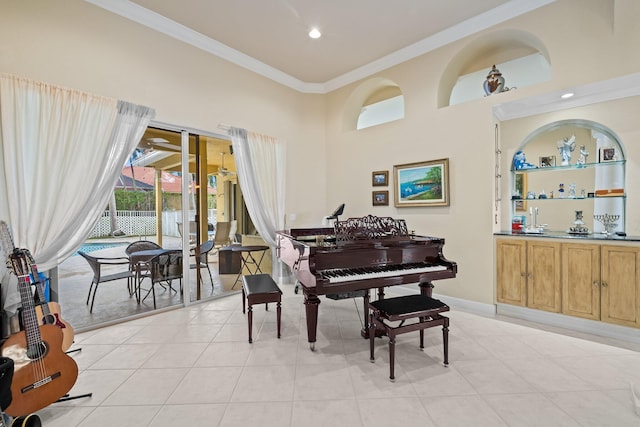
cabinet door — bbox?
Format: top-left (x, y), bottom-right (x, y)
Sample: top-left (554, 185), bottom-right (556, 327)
top-left (601, 245), bottom-right (640, 327)
top-left (562, 243), bottom-right (600, 320)
top-left (496, 239), bottom-right (527, 306)
top-left (527, 241), bottom-right (561, 312)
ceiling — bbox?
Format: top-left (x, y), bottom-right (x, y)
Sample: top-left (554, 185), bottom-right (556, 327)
top-left (86, 0), bottom-right (555, 93)
top-left (137, 128), bottom-right (235, 175)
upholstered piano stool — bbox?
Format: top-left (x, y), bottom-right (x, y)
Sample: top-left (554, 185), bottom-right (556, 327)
top-left (242, 274), bottom-right (283, 343)
top-left (369, 294), bottom-right (450, 381)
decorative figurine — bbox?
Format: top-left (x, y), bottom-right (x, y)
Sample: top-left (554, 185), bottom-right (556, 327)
top-left (513, 151), bottom-right (537, 170)
top-left (557, 134), bottom-right (576, 166)
top-left (558, 183), bottom-right (565, 198)
top-left (568, 183), bottom-right (576, 198)
top-left (568, 210), bottom-right (589, 235)
top-left (576, 144), bottom-right (589, 165)
top-left (483, 65), bottom-right (511, 96)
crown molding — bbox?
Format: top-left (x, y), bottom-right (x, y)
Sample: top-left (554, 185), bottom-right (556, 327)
top-left (86, 0), bottom-right (555, 94)
top-left (493, 72), bottom-right (640, 121)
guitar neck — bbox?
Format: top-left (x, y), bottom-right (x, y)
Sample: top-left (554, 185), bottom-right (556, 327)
top-left (17, 274), bottom-right (43, 348)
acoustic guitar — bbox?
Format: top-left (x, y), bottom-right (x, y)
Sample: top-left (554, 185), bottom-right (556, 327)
top-left (31, 268), bottom-right (74, 352)
top-left (0, 245), bottom-right (78, 416)
top-left (0, 221), bottom-right (74, 351)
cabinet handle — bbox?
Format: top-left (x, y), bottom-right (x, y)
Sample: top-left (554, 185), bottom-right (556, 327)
top-left (521, 273), bottom-right (527, 277)
top-left (602, 281), bottom-right (608, 287)
top-left (593, 281), bottom-right (599, 287)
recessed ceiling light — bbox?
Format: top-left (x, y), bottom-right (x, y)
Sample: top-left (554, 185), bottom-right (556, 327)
top-left (308, 28), bottom-right (321, 39)
top-left (561, 92), bottom-right (575, 99)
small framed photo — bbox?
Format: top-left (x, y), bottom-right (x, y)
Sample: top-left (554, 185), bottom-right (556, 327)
top-left (372, 190), bottom-right (389, 206)
top-left (372, 170), bottom-right (388, 186)
top-left (539, 155), bottom-right (555, 168)
top-left (599, 147), bottom-right (617, 162)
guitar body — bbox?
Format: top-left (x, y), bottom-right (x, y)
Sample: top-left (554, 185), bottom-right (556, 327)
top-left (34, 302), bottom-right (74, 352)
top-left (1, 325), bottom-right (78, 417)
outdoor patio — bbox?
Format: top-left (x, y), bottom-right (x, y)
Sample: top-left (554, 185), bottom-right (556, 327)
top-left (58, 236), bottom-right (240, 331)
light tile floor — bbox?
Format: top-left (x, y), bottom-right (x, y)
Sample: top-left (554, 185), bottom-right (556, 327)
top-left (33, 287), bottom-right (640, 427)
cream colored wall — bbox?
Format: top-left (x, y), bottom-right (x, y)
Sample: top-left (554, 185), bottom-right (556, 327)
top-left (0, 0), bottom-right (327, 227)
top-left (2, 0), bottom-right (639, 307)
top-left (324, 0), bottom-right (640, 305)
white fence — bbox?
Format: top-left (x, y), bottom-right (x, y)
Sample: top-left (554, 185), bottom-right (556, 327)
top-left (89, 209), bottom-right (217, 238)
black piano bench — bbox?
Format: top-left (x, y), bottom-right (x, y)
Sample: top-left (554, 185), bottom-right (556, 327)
top-left (242, 274), bottom-right (283, 343)
top-left (369, 294), bottom-right (450, 381)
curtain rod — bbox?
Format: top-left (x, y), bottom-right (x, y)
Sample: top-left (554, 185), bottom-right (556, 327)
top-left (217, 123), bottom-right (231, 132)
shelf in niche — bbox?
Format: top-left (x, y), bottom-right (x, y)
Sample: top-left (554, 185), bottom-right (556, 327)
top-left (512, 160), bottom-right (625, 173)
top-left (512, 195), bottom-right (625, 202)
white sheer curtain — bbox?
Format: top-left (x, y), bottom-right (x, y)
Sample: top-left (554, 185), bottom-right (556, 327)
top-left (0, 74), bottom-right (154, 312)
top-left (229, 128), bottom-right (286, 278)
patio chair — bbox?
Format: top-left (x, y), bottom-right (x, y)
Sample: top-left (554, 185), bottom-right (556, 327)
top-left (125, 240), bottom-right (161, 256)
top-left (78, 251), bottom-right (135, 312)
top-left (125, 240), bottom-right (162, 295)
top-left (190, 240), bottom-right (215, 287)
top-left (139, 249), bottom-right (183, 309)
top-left (212, 221), bottom-right (232, 249)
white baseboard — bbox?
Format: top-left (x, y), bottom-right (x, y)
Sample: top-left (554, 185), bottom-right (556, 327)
top-left (389, 285), bottom-right (497, 317)
top-left (390, 285), bottom-right (640, 345)
top-left (497, 303), bottom-right (640, 344)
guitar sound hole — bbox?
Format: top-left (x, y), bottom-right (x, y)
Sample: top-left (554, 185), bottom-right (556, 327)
top-left (26, 342), bottom-right (48, 360)
top-left (42, 314), bottom-right (56, 325)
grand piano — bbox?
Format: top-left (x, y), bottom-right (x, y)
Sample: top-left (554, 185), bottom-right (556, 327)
top-left (276, 215), bottom-right (457, 349)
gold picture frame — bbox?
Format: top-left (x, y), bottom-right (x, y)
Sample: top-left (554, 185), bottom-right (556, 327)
top-left (394, 158), bottom-right (449, 207)
top-left (514, 173), bottom-right (527, 212)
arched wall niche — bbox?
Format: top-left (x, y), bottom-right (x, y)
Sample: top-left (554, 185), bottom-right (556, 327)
top-left (437, 29), bottom-right (550, 108)
top-left (515, 119), bottom-right (625, 157)
top-left (509, 118), bottom-right (626, 234)
top-left (342, 77), bottom-right (403, 132)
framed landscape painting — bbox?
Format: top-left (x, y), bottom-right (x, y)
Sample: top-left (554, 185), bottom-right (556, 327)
top-left (394, 158), bottom-right (450, 207)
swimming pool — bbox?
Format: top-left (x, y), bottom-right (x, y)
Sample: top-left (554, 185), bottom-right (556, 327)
top-left (74, 242), bottom-right (127, 256)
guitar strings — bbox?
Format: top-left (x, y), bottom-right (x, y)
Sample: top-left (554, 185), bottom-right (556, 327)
top-left (17, 273), bottom-right (48, 388)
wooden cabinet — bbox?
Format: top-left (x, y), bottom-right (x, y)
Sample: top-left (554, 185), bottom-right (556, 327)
top-left (496, 239), bottom-right (527, 306)
top-left (498, 238), bottom-right (640, 328)
top-left (527, 240), bottom-right (561, 312)
top-left (601, 245), bottom-right (640, 328)
top-left (562, 243), bottom-right (600, 320)
top-left (496, 239), bottom-right (561, 312)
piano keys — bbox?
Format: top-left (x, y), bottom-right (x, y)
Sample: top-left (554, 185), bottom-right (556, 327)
top-left (276, 215), bottom-right (457, 349)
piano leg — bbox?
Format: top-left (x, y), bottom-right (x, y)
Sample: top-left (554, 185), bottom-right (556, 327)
top-left (419, 281), bottom-right (435, 297)
top-left (361, 291), bottom-right (371, 339)
top-left (303, 292), bottom-right (321, 351)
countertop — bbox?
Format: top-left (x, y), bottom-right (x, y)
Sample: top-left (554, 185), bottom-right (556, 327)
top-left (494, 230), bottom-right (640, 242)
